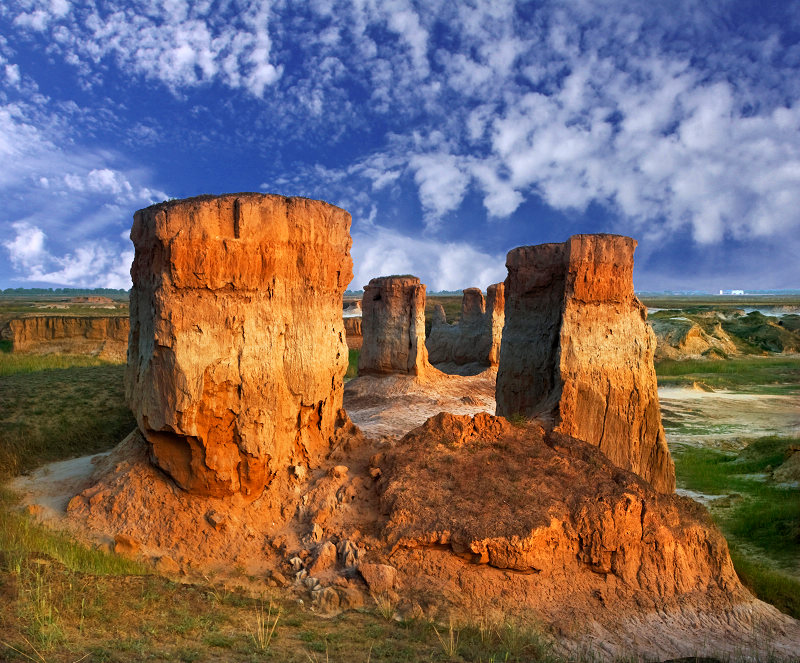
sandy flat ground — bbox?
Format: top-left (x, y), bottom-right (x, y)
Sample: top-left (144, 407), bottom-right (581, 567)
top-left (659, 386), bottom-right (800, 449)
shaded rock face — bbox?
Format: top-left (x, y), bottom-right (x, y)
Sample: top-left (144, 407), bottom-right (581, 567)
top-left (126, 193), bottom-right (353, 500)
top-left (426, 284), bottom-right (505, 369)
top-left (496, 234), bottom-right (675, 493)
top-left (1, 316), bottom-right (129, 360)
top-left (357, 276), bottom-right (430, 376)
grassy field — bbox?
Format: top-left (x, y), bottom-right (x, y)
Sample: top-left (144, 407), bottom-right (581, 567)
top-left (639, 294), bottom-right (800, 308)
top-left (0, 354), bottom-right (135, 481)
top-left (1, 342), bottom-right (798, 659)
top-left (671, 437), bottom-right (800, 618)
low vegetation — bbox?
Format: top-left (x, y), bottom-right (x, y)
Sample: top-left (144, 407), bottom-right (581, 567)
top-left (1, 305), bottom-right (799, 659)
top-left (346, 348), bottom-right (359, 380)
top-left (671, 437), bottom-right (800, 618)
top-left (0, 354), bottom-right (561, 661)
top-left (656, 356), bottom-right (800, 393)
top-left (0, 355), bottom-right (135, 480)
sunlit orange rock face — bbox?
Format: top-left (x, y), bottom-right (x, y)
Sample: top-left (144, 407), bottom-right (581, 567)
top-left (495, 234), bottom-right (675, 493)
top-left (126, 193), bottom-right (353, 500)
top-left (357, 275), bottom-right (431, 376)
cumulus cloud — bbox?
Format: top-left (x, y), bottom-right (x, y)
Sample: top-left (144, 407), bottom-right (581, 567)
top-left (0, 95), bottom-right (166, 287)
top-left (3, 221), bottom-right (47, 272)
top-left (2, 221), bottom-right (134, 288)
top-left (352, 226), bottom-right (506, 292)
top-left (3, 0), bottom-right (800, 289)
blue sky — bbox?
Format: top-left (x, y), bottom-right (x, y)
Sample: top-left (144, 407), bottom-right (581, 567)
top-left (2, 0), bottom-right (800, 292)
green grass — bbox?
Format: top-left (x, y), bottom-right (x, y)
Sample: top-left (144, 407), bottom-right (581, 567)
top-left (0, 488), bottom-right (147, 577)
top-left (728, 548), bottom-right (800, 619)
top-left (0, 359), bottom-right (135, 480)
top-left (0, 348), bottom-right (564, 662)
top-left (346, 348), bottom-right (359, 380)
top-left (0, 352), bottom-right (119, 377)
top-left (656, 356), bottom-right (800, 392)
top-left (672, 437), bottom-right (800, 616)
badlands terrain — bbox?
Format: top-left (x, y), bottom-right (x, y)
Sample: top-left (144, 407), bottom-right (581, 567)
top-left (0, 194), bottom-right (799, 662)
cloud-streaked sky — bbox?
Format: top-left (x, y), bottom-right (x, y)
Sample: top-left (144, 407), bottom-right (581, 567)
top-left (2, 0), bottom-right (799, 291)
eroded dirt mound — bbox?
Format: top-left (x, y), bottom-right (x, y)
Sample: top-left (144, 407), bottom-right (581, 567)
top-left (374, 413), bottom-right (800, 659)
top-left (343, 370), bottom-right (496, 438)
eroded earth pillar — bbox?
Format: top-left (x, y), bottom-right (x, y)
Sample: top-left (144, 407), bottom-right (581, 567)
top-left (126, 193), bottom-right (353, 500)
top-left (495, 234), bottom-right (675, 492)
top-left (357, 275), bottom-right (430, 376)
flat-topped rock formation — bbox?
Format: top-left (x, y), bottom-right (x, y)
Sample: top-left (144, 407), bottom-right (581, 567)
top-left (357, 275), bottom-right (432, 376)
top-left (426, 283), bottom-right (504, 371)
top-left (1, 316), bottom-right (129, 360)
top-left (126, 193), bottom-right (353, 500)
top-left (496, 234), bottom-right (675, 493)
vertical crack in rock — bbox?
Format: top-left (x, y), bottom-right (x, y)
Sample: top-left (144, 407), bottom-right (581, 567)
top-left (126, 193), bottom-right (353, 501)
top-left (496, 234), bottom-right (676, 493)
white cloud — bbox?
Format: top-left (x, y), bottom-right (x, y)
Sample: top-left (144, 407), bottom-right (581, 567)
top-left (3, 221), bottom-right (47, 271)
top-left (2, 221), bottom-right (133, 288)
top-left (4, 0), bottom-right (800, 290)
top-left (409, 153), bottom-right (470, 224)
top-left (0, 97), bottom-right (166, 287)
top-left (352, 226), bottom-right (506, 292)
top-left (9, 0), bottom-right (283, 97)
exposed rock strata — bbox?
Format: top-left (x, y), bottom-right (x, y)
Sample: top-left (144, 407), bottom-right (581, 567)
top-left (496, 234), bottom-right (675, 493)
top-left (357, 275), bottom-right (431, 376)
top-left (126, 193), bottom-right (353, 500)
top-left (1, 316), bottom-right (129, 360)
top-left (426, 284), bottom-right (504, 369)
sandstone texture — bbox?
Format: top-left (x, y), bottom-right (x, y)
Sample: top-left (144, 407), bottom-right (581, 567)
top-left (496, 234), bottom-right (675, 493)
top-left (1, 316), bottom-right (129, 360)
top-left (343, 316), bottom-right (362, 350)
top-left (426, 283), bottom-right (504, 370)
top-left (126, 193), bottom-right (353, 500)
top-left (357, 275), bottom-right (431, 376)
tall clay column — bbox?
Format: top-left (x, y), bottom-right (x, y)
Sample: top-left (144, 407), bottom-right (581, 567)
top-left (357, 275), bottom-right (431, 376)
top-left (126, 193), bottom-right (353, 501)
top-left (496, 234), bottom-right (675, 493)
top-left (485, 282), bottom-right (505, 367)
